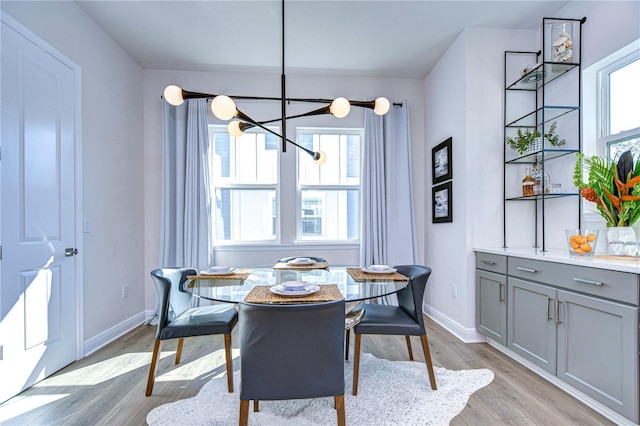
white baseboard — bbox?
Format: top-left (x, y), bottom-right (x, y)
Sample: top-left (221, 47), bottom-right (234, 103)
top-left (485, 339), bottom-right (635, 426)
top-left (83, 311), bottom-right (146, 357)
top-left (423, 303), bottom-right (486, 343)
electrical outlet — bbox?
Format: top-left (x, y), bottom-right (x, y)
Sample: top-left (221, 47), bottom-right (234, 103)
top-left (451, 284), bottom-right (458, 298)
top-left (122, 285), bottom-right (128, 298)
top-left (83, 218), bottom-right (91, 233)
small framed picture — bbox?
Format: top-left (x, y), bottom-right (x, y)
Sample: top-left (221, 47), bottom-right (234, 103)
top-left (432, 181), bottom-right (452, 223)
top-left (432, 137), bottom-right (452, 184)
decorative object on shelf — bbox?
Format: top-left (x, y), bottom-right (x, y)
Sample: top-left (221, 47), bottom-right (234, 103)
top-left (506, 121), bottom-right (566, 154)
top-left (565, 229), bottom-right (598, 256)
top-left (432, 181), bottom-right (452, 223)
top-left (551, 22), bottom-right (573, 63)
top-left (162, 0), bottom-right (391, 165)
top-left (574, 150), bottom-right (640, 254)
top-left (531, 160), bottom-right (551, 195)
top-left (432, 137), bottom-right (452, 184)
top-left (522, 166), bottom-right (535, 197)
top-left (520, 63), bottom-right (545, 84)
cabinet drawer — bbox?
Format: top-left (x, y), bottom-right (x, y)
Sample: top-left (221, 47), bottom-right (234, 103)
top-left (508, 257), bottom-right (639, 305)
top-left (476, 252), bottom-right (507, 274)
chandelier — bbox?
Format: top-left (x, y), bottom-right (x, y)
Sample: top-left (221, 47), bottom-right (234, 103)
top-left (162, 1), bottom-right (390, 164)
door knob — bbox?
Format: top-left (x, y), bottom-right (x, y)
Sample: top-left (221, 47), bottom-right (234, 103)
top-left (64, 248), bottom-right (78, 257)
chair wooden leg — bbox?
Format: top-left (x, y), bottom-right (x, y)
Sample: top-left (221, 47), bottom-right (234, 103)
top-left (335, 395), bottom-right (346, 426)
top-left (224, 333), bottom-right (234, 393)
top-left (345, 329), bottom-right (350, 360)
top-left (352, 334), bottom-right (361, 395)
top-left (175, 338), bottom-right (184, 364)
top-left (239, 399), bottom-right (249, 426)
top-left (420, 333), bottom-right (437, 390)
top-left (146, 339), bottom-right (162, 396)
top-left (405, 335), bottom-right (414, 360)
top-left (253, 400), bottom-right (259, 412)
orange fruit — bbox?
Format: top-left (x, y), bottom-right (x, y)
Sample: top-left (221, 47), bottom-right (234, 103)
top-left (580, 243), bottom-right (592, 252)
top-left (587, 233), bottom-right (596, 242)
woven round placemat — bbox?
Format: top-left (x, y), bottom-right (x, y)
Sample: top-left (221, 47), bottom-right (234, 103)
top-left (187, 269), bottom-right (253, 281)
top-left (273, 261), bottom-right (329, 270)
top-left (243, 284), bottom-right (343, 304)
top-left (346, 267), bottom-right (408, 281)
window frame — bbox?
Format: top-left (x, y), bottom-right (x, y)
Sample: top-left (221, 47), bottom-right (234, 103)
top-left (597, 49), bottom-right (640, 161)
top-left (208, 125), bottom-right (281, 245)
top-left (295, 127), bottom-right (363, 243)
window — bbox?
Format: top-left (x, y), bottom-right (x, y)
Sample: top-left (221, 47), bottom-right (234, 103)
top-left (297, 129), bottom-right (362, 241)
top-left (599, 52), bottom-right (640, 162)
top-left (208, 128), bottom-right (279, 242)
top-left (208, 126), bottom-right (362, 244)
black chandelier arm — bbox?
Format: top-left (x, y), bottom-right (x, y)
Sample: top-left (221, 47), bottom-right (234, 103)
top-left (171, 90), bottom-right (401, 107)
top-left (235, 109), bottom-right (318, 159)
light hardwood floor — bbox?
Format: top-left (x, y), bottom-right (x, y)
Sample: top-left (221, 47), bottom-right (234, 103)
top-left (0, 318), bottom-right (615, 425)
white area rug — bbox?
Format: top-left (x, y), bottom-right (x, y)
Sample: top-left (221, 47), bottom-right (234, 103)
top-left (147, 352), bottom-right (494, 425)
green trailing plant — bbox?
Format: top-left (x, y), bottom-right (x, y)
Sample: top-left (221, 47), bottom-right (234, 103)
top-left (574, 151), bottom-right (640, 227)
top-left (506, 122), bottom-right (566, 154)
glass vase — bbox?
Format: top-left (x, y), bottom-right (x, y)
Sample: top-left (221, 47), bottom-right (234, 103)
top-left (606, 226), bottom-right (636, 256)
top-left (551, 22), bottom-right (573, 63)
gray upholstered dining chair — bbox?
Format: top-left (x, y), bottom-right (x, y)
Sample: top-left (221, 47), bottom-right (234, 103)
top-left (238, 299), bottom-right (346, 426)
top-left (146, 267), bottom-right (238, 396)
top-left (351, 265), bottom-right (437, 395)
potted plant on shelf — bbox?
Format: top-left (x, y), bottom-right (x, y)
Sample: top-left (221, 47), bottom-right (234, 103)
top-left (506, 121), bottom-right (566, 154)
top-left (573, 150), bottom-right (640, 255)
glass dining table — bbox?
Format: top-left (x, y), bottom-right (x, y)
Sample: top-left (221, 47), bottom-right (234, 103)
top-left (184, 265), bottom-right (409, 304)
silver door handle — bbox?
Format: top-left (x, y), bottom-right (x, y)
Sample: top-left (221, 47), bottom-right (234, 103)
top-left (516, 266), bottom-right (537, 273)
top-left (573, 277), bottom-right (602, 286)
top-left (65, 248), bottom-right (78, 257)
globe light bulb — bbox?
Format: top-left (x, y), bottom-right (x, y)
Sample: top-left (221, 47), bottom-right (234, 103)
top-left (163, 85), bottom-right (184, 106)
top-left (329, 97), bottom-right (351, 118)
top-left (314, 150), bottom-right (327, 165)
top-left (374, 97), bottom-right (391, 115)
top-left (228, 121), bottom-right (244, 137)
top-left (211, 95), bottom-right (237, 120)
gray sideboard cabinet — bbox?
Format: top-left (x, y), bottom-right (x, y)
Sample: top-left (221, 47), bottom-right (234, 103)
top-left (476, 252), bottom-right (640, 423)
top-left (475, 253), bottom-right (507, 346)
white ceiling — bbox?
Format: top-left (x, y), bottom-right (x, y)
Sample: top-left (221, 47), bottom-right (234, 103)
top-left (76, 0), bottom-right (570, 79)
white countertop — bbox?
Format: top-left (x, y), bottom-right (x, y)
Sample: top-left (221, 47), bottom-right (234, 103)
top-left (474, 247), bottom-right (640, 274)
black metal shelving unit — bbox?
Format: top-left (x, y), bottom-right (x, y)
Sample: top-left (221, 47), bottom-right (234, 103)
top-left (502, 17), bottom-right (587, 251)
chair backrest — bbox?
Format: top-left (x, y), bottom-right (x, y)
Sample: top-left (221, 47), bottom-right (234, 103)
top-left (394, 265), bottom-right (432, 332)
top-left (150, 267), bottom-right (196, 338)
top-left (238, 299), bottom-right (345, 401)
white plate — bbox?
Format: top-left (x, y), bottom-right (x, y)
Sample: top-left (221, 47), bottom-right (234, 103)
top-left (288, 258), bottom-right (316, 265)
top-left (201, 267), bottom-right (237, 276)
top-left (361, 267), bottom-right (397, 274)
top-left (281, 280), bottom-right (309, 291)
top-left (270, 284), bottom-right (320, 296)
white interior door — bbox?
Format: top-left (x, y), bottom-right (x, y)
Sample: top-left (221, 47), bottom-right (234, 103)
top-left (0, 17), bottom-right (80, 404)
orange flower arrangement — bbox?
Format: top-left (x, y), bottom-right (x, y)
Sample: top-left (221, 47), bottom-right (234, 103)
top-left (574, 151), bottom-right (640, 227)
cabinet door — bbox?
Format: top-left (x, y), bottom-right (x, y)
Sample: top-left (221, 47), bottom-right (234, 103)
top-left (508, 277), bottom-right (557, 374)
top-left (476, 270), bottom-right (507, 345)
top-left (557, 290), bottom-right (639, 423)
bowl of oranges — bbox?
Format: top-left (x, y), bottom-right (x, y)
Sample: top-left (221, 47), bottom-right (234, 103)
top-left (566, 229), bottom-right (599, 256)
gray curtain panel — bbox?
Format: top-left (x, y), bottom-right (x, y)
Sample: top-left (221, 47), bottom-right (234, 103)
top-left (360, 102), bottom-right (417, 305)
top-left (159, 98), bottom-right (212, 270)
top-left (360, 102), bottom-right (417, 267)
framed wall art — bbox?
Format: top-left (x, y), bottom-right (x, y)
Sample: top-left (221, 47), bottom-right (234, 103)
top-left (432, 181), bottom-right (452, 223)
top-left (432, 137), bottom-right (452, 184)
